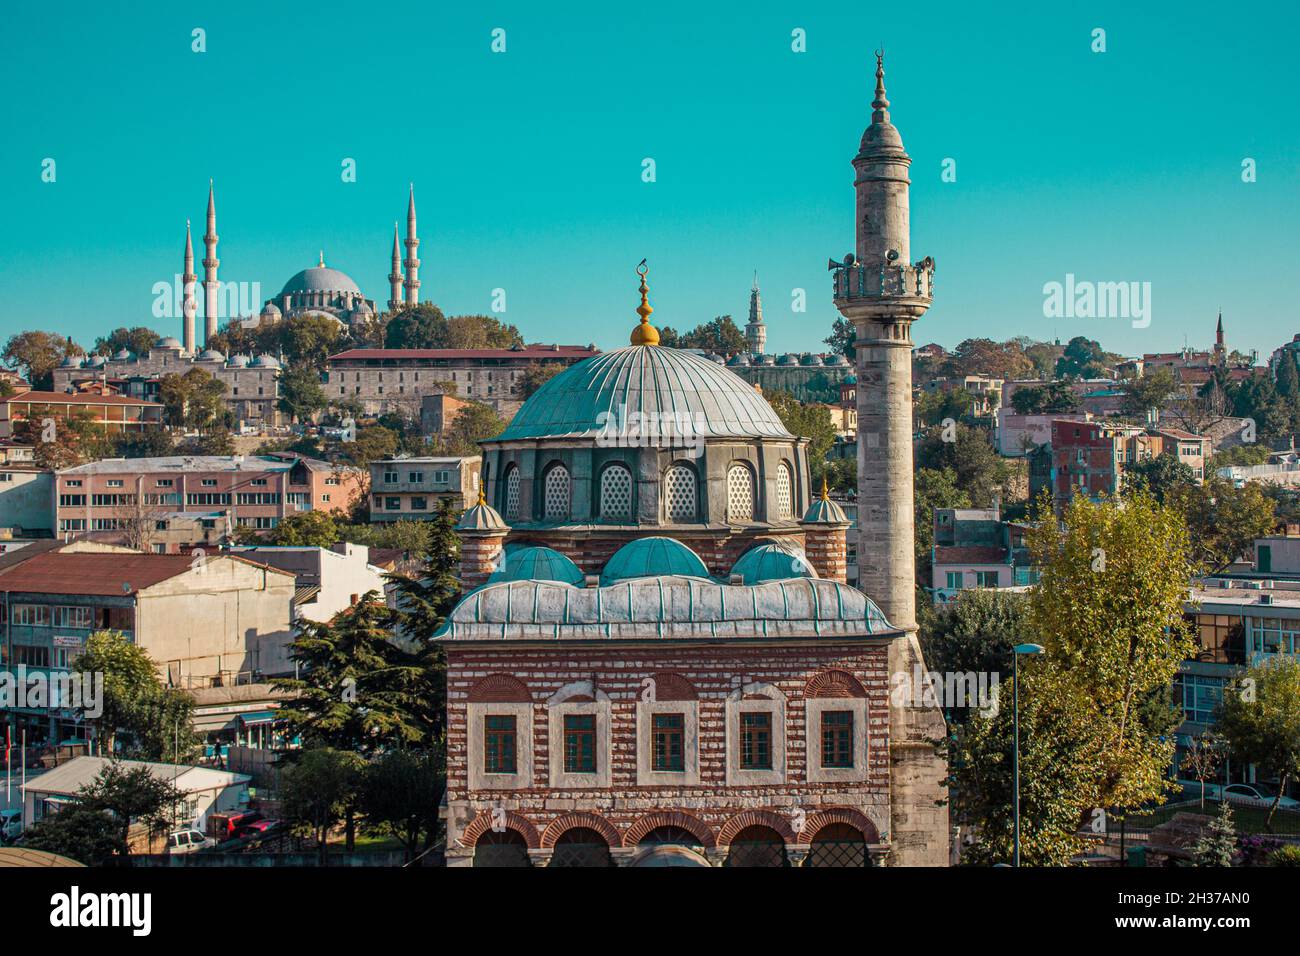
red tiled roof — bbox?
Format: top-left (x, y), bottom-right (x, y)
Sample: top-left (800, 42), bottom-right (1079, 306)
top-left (0, 551), bottom-right (291, 596)
top-left (5, 391), bottom-right (161, 407)
top-left (933, 546), bottom-right (1009, 564)
top-left (327, 346), bottom-right (597, 361)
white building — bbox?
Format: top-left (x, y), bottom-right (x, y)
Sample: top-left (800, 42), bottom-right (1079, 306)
top-left (227, 543), bottom-right (388, 623)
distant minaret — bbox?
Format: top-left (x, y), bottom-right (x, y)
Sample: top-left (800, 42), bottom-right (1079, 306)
top-left (403, 184), bottom-right (421, 306)
top-left (388, 222), bottom-right (404, 312)
top-left (1214, 311), bottom-right (1226, 365)
top-left (745, 272), bottom-right (767, 354)
top-left (182, 221), bottom-right (197, 355)
top-left (202, 180), bottom-right (220, 346)
top-left (832, 52), bottom-right (947, 867)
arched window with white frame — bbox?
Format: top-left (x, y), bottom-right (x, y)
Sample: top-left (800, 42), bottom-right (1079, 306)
top-left (664, 464), bottom-right (697, 523)
top-left (726, 463), bottom-right (754, 523)
top-left (599, 463), bottom-right (634, 521)
top-left (775, 461), bottom-right (793, 519)
top-left (544, 464), bottom-right (571, 521)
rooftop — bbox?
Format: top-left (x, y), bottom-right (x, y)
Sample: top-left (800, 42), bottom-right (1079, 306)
top-left (25, 756), bottom-right (249, 797)
top-left (4, 391), bottom-right (162, 407)
top-left (57, 454), bottom-right (348, 475)
top-left (328, 346), bottom-right (597, 362)
top-left (0, 551), bottom-right (291, 596)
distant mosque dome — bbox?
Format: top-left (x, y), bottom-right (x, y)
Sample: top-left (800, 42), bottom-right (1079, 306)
top-left (60, 356), bottom-right (83, 368)
top-left (279, 263), bottom-right (362, 297)
top-left (198, 349), bottom-right (225, 362)
top-left (112, 349), bottom-right (134, 361)
top-left (801, 354), bottom-right (824, 366)
top-left (825, 354), bottom-right (848, 366)
top-left (87, 355), bottom-right (106, 367)
top-left (227, 354), bottom-right (250, 367)
top-left (353, 300), bottom-right (373, 314)
top-left (726, 353), bottom-right (752, 367)
top-left (600, 537), bottom-right (710, 586)
top-left (488, 546), bottom-right (585, 587)
top-left (776, 353), bottom-right (798, 366)
top-left (498, 344), bottom-right (793, 442)
top-left (756, 354), bottom-right (775, 366)
top-left (250, 354), bottom-right (281, 369)
top-left (260, 302), bottom-right (281, 317)
top-left (730, 542), bottom-right (817, 585)
top-left (157, 336), bottom-right (182, 349)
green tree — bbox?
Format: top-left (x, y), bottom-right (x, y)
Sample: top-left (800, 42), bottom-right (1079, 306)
top-left (1169, 476), bottom-right (1276, 574)
top-left (340, 425), bottom-right (398, 467)
top-left (77, 762), bottom-right (186, 859)
top-left (279, 747), bottom-right (366, 861)
top-left (14, 409), bottom-right (108, 469)
top-left (916, 425), bottom-right (1011, 507)
top-left (1192, 800), bottom-right (1237, 867)
top-left (159, 367), bottom-right (227, 431)
top-left (1123, 454), bottom-right (1196, 504)
top-left (1121, 367), bottom-right (1179, 421)
top-left (913, 466), bottom-right (971, 575)
top-left (359, 748), bottom-right (444, 863)
top-left (519, 362), bottom-right (564, 399)
top-left (1218, 658), bottom-right (1300, 829)
top-left (824, 316), bottom-right (856, 360)
top-left (278, 313), bottom-right (343, 369)
top-left (114, 428), bottom-right (175, 459)
top-left (431, 401), bottom-right (506, 456)
top-left (1055, 336), bottom-right (1110, 379)
top-left (678, 316), bottom-right (747, 354)
top-left (19, 806), bottom-right (121, 866)
top-left (766, 391), bottom-right (836, 483)
top-left (443, 314), bottom-right (524, 349)
top-left (187, 428), bottom-right (235, 455)
top-left (385, 304), bottom-right (447, 349)
top-left (1208, 444), bottom-right (1270, 471)
top-left (94, 327), bottom-right (162, 358)
top-left (1010, 381), bottom-right (1078, 415)
top-left (3, 330), bottom-right (79, 390)
top-left (242, 509), bottom-right (340, 547)
top-left (941, 338), bottom-right (1034, 380)
top-left (918, 589), bottom-right (1024, 723)
top-left (278, 365), bottom-right (329, 423)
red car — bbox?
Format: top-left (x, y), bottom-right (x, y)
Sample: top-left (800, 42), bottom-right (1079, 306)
top-left (234, 818), bottom-right (280, 839)
top-left (225, 811), bottom-right (264, 839)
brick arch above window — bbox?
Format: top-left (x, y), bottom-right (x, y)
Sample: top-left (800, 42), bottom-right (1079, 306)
top-left (804, 668), bottom-right (867, 699)
top-left (540, 813), bottom-right (622, 849)
top-left (798, 806), bottom-right (881, 844)
top-left (622, 810), bottom-right (715, 848)
top-left (717, 808), bottom-right (798, 846)
top-left (468, 672), bottom-right (533, 703)
top-left (460, 809), bottom-right (541, 849)
top-left (645, 671), bottom-right (697, 702)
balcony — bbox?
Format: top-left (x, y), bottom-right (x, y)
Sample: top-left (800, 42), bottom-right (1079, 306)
top-left (831, 260), bottom-right (934, 303)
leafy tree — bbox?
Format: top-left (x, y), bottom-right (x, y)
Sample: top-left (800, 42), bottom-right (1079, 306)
top-left (14, 410), bottom-right (109, 469)
top-left (275, 597), bottom-right (437, 753)
top-left (113, 428), bottom-right (175, 459)
top-left (159, 367), bottom-right (227, 431)
top-left (1218, 658), bottom-right (1300, 829)
top-left (1181, 731), bottom-right (1226, 809)
top-left (278, 365), bottom-right (329, 423)
top-left (241, 509), bottom-right (340, 547)
top-left (1123, 454), bottom-right (1196, 505)
top-left (766, 391), bottom-right (836, 483)
top-left (913, 466), bottom-right (971, 575)
top-left (1121, 367), bottom-right (1179, 421)
top-left (1055, 336), bottom-right (1109, 379)
top-left (359, 749), bottom-right (444, 863)
top-left (822, 457), bottom-right (856, 494)
top-left (94, 327), bottom-right (162, 357)
top-left (1192, 800), bottom-right (1237, 867)
top-left (824, 317), bottom-right (856, 360)
top-left (916, 425), bottom-right (1011, 507)
top-left (443, 314), bottom-right (524, 349)
top-left (340, 425), bottom-right (398, 467)
top-left (1208, 444), bottom-right (1270, 471)
top-left (19, 806), bottom-right (121, 866)
top-left (78, 762), bottom-right (186, 858)
top-left (1010, 381), bottom-right (1078, 415)
top-left (74, 631), bottom-right (200, 761)
top-left (1276, 353), bottom-right (1300, 402)
top-left (279, 747), bottom-right (365, 861)
top-left (386, 500), bottom-right (462, 648)
top-left (385, 304), bottom-right (447, 349)
top-left (337, 518), bottom-right (435, 553)
top-left (278, 313), bottom-right (343, 369)
top-left (918, 589), bottom-right (1024, 723)
top-left (519, 362), bottom-right (564, 399)
top-left (677, 316), bottom-right (747, 354)
top-left (430, 401), bottom-right (506, 456)
top-left (1168, 476), bottom-right (1276, 574)
top-left (186, 428), bottom-right (235, 455)
top-left (3, 331), bottom-right (79, 389)
top-left (916, 388), bottom-right (979, 427)
top-left (941, 338), bottom-right (1034, 380)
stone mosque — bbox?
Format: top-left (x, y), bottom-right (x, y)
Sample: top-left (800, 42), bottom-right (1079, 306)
top-left (436, 55), bottom-right (949, 867)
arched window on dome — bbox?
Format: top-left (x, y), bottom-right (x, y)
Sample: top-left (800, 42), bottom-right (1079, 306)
top-left (775, 462), bottom-right (794, 519)
top-left (543, 464), bottom-right (571, 521)
top-left (663, 464), bottom-right (697, 523)
top-left (726, 463), bottom-right (755, 523)
top-left (599, 463), bottom-right (634, 522)
top-left (503, 465), bottom-right (521, 521)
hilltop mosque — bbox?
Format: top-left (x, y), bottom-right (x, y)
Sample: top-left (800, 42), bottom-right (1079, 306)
top-left (435, 55), bottom-right (949, 868)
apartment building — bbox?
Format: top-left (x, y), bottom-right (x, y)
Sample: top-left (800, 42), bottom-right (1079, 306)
top-left (226, 542), bottom-right (387, 623)
top-left (0, 441), bottom-right (53, 535)
top-left (53, 454), bottom-right (365, 536)
top-left (368, 456), bottom-right (479, 522)
top-left (930, 506), bottom-right (1038, 603)
top-left (0, 390), bottom-right (164, 438)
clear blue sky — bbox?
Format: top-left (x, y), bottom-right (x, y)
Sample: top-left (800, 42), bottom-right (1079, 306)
top-left (1, 1), bottom-right (1296, 360)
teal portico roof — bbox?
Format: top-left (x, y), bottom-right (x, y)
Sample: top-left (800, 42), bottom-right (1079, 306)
top-left (487, 545), bottom-right (585, 587)
top-left (493, 344), bottom-right (794, 442)
top-left (600, 536), bottom-right (710, 586)
top-left (435, 576), bottom-right (897, 641)
top-left (730, 542), bottom-right (817, 585)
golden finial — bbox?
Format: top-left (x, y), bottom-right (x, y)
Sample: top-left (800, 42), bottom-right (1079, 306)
top-left (630, 259), bottom-right (660, 346)
top-left (820, 475), bottom-right (830, 501)
top-left (476, 483), bottom-right (487, 507)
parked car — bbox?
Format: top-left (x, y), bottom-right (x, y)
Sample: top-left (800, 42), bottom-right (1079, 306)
top-left (1222, 782), bottom-right (1300, 809)
top-left (224, 811), bottom-right (264, 839)
top-left (1175, 779), bottom-right (1223, 802)
top-left (166, 829), bottom-right (217, 854)
top-left (234, 818), bottom-right (280, 839)
top-left (0, 808), bottom-right (22, 844)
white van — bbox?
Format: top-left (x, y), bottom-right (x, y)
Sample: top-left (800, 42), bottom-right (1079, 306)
top-left (0, 808), bottom-right (21, 843)
top-left (166, 828), bottom-right (216, 854)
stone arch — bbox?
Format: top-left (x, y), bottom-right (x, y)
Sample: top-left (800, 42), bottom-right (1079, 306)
top-left (797, 806), bottom-right (880, 844)
top-left (622, 810), bottom-right (715, 849)
top-left (717, 808), bottom-right (797, 846)
top-left (468, 673), bottom-right (532, 703)
top-left (645, 671), bottom-right (697, 702)
top-left (540, 813), bottom-right (621, 849)
top-left (804, 668), bottom-right (867, 699)
top-left (547, 679), bottom-right (609, 705)
top-left (460, 809), bottom-right (541, 849)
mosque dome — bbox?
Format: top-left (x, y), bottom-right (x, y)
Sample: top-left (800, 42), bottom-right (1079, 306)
top-left (801, 354), bottom-right (824, 367)
top-left (825, 354), bottom-right (848, 366)
top-left (802, 479), bottom-right (848, 525)
top-left (261, 302), bottom-right (281, 316)
top-left (600, 536), bottom-right (710, 586)
top-left (86, 355), bottom-right (106, 367)
top-left (112, 349), bottom-right (134, 361)
top-left (730, 542), bottom-right (817, 585)
top-left (352, 300), bottom-right (373, 314)
top-left (496, 345), bottom-right (793, 442)
top-left (250, 354), bottom-right (281, 369)
top-left (157, 336), bottom-right (182, 349)
top-left (279, 261), bottom-right (362, 297)
top-left (726, 353), bottom-right (752, 367)
top-left (457, 492), bottom-right (507, 531)
top-left (227, 354), bottom-right (250, 367)
top-left (198, 349), bottom-right (225, 362)
top-left (60, 356), bottom-right (83, 368)
top-left (487, 546), bottom-right (585, 587)
top-left (776, 354), bottom-right (798, 366)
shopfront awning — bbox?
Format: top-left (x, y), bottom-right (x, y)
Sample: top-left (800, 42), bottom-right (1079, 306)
top-left (239, 711), bottom-right (277, 726)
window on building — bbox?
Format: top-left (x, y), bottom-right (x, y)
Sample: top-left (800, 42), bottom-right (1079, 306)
top-left (12, 645), bottom-right (49, 667)
top-left (201, 479), bottom-right (217, 487)
top-left (945, 571), bottom-right (962, 590)
top-left (12, 604), bottom-right (49, 627)
top-left (51, 606), bottom-right (91, 629)
top-left (383, 470), bottom-right (398, 484)
top-left (651, 713), bottom-right (685, 772)
top-left (599, 463), bottom-right (633, 521)
top-left (975, 570), bottom-right (999, 588)
top-left (408, 472), bottom-right (424, 483)
top-left (484, 715), bottom-right (517, 774)
top-left (544, 465), bottom-right (570, 521)
top-left (410, 496), bottom-right (427, 510)
top-left (740, 712), bottom-right (773, 770)
top-left (106, 479), bottom-right (123, 488)
top-left (563, 714), bottom-right (596, 774)
top-left (504, 466), bottom-right (520, 520)
top-left (821, 711), bottom-right (854, 769)
top-left (1176, 674), bottom-right (1224, 724)
top-left (776, 462), bottom-right (793, 519)
top-left (664, 464), bottom-right (696, 522)
top-left (385, 497), bottom-right (401, 510)
top-left (726, 463), bottom-right (754, 522)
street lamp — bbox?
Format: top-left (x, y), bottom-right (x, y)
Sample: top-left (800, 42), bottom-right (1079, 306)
top-left (1012, 642), bottom-right (1045, 867)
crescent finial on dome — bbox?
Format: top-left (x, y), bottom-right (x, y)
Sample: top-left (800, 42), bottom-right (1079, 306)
top-left (630, 259), bottom-right (660, 346)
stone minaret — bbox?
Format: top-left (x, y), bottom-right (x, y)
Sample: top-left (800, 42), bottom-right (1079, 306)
top-left (387, 222), bottom-right (404, 312)
top-left (1214, 311), bottom-right (1226, 365)
top-left (182, 220), bottom-right (197, 355)
top-left (403, 184), bottom-right (421, 306)
top-left (202, 180), bottom-right (220, 346)
top-left (833, 53), bottom-right (948, 866)
top-left (745, 272), bottom-right (767, 354)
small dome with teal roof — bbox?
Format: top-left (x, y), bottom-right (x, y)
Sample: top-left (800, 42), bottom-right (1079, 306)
top-left (458, 487), bottom-right (508, 531)
top-left (730, 542), bottom-right (817, 585)
top-left (600, 536), bottom-right (710, 586)
top-left (488, 545), bottom-right (585, 587)
top-left (802, 477), bottom-right (848, 524)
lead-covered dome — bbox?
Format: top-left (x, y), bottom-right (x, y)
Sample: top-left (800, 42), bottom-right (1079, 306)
top-left (496, 345), bottom-right (794, 442)
top-left (279, 265), bottom-right (362, 296)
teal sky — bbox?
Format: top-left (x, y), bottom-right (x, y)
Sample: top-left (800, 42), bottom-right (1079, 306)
top-left (1, 1), bottom-right (1296, 361)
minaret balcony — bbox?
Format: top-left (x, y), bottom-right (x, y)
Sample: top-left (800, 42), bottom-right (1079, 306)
top-left (831, 261), bottom-right (934, 303)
